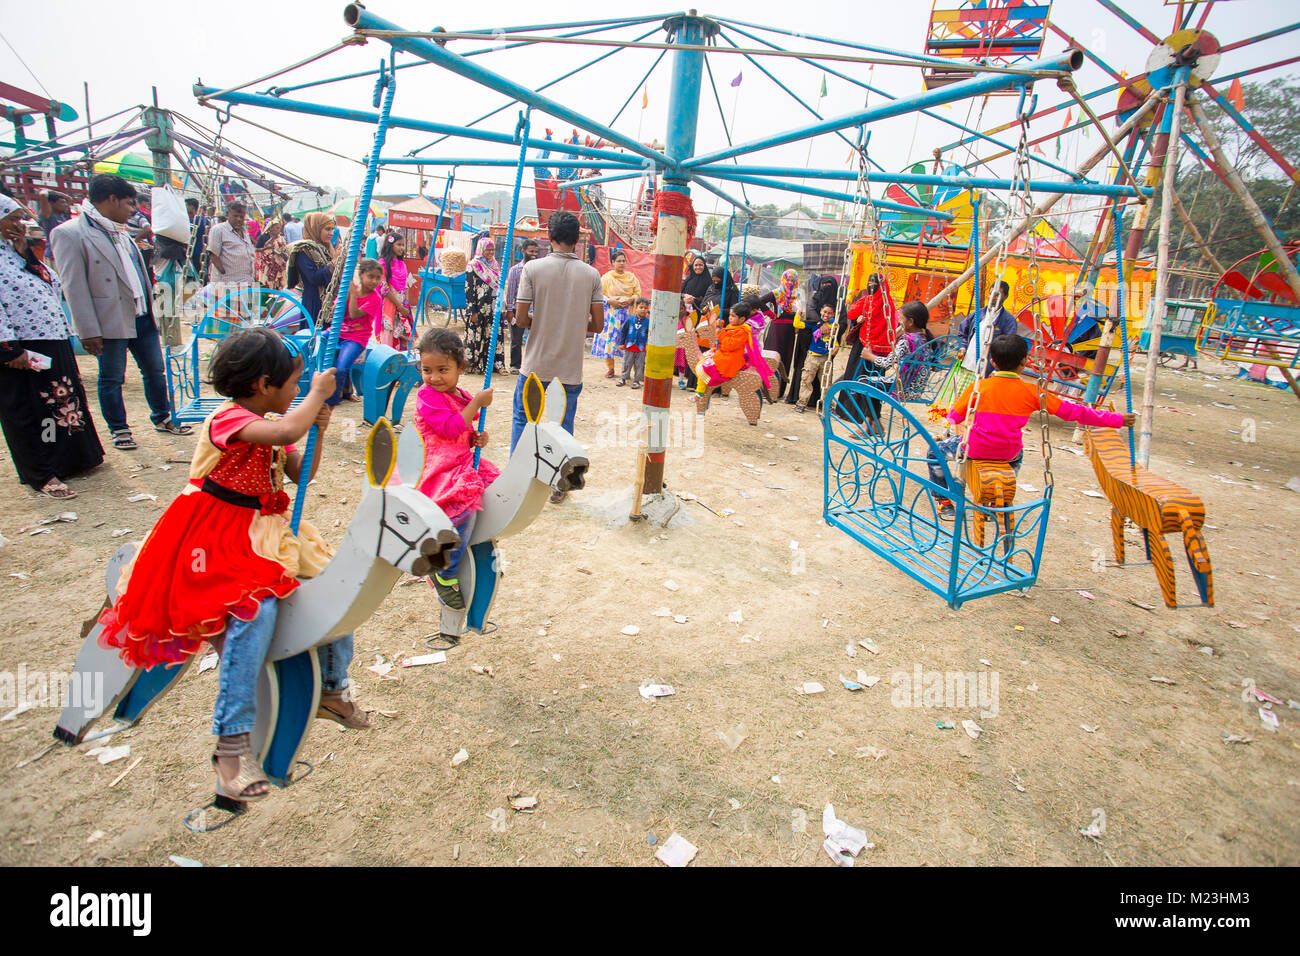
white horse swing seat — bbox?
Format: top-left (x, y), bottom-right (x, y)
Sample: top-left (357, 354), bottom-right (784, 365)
top-left (54, 420), bottom-right (461, 793)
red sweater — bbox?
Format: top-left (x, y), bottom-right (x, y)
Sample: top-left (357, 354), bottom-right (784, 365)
top-left (848, 290), bottom-right (898, 352)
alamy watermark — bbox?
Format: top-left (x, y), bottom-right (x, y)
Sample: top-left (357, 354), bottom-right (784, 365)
top-left (890, 663), bottom-right (999, 718)
top-left (593, 403), bottom-right (704, 458)
top-left (0, 664), bottom-right (103, 714)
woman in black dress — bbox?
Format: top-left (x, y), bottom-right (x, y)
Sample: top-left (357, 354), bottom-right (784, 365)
top-left (0, 197), bottom-right (103, 498)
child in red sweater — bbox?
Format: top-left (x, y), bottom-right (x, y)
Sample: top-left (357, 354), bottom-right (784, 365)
top-left (928, 334), bottom-right (1134, 519)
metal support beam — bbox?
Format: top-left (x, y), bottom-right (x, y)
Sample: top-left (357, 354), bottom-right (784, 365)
top-left (697, 169), bottom-right (954, 220)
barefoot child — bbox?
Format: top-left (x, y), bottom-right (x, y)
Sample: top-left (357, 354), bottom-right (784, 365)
top-left (616, 297), bottom-right (650, 387)
top-left (329, 257), bottom-right (383, 405)
top-left (98, 326), bottom-right (367, 806)
top-left (413, 328), bottom-right (502, 636)
top-left (928, 333), bottom-right (1135, 519)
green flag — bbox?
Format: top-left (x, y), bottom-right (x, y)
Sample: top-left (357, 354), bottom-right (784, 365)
top-left (819, 75), bottom-right (828, 99)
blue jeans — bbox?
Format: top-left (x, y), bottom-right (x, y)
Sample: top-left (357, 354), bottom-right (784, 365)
top-left (442, 509), bottom-right (476, 579)
top-left (327, 339), bottom-right (367, 406)
top-left (511, 373), bottom-right (582, 452)
top-left (926, 435), bottom-right (1023, 497)
top-left (211, 596), bottom-right (354, 735)
top-left (96, 312), bottom-right (171, 433)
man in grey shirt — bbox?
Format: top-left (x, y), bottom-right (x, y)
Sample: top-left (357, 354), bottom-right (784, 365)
top-left (207, 200), bottom-right (255, 286)
top-left (513, 212), bottom-right (604, 500)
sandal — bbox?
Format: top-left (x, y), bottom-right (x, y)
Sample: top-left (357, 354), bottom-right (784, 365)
top-left (316, 689), bottom-right (372, 729)
top-left (111, 429), bottom-right (137, 450)
top-left (212, 734), bottom-right (270, 802)
top-left (154, 421), bottom-right (194, 436)
top-left (433, 572), bottom-right (465, 610)
top-left (39, 478), bottom-right (77, 500)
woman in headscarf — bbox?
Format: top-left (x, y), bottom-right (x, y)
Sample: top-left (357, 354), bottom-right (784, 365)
top-left (285, 211), bottom-right (337, 328)
top-left (698, 262), bottom-right (739, 316)
top-left (593, 248), bottom-right (641, 378)
top-left (0, 196), bottom-right (104, 498)
top-left (253, 217), bottom-right (288, 290)
top-left (680, 254), bottom-right (712, 303)
top-left (756, 268), bottom-right (802, 400)
top-left (464, 236), bottom-right (503, 373)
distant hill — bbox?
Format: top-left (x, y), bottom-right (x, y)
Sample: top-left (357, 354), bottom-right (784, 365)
top-left (468, 189), bottom-right (538, 222)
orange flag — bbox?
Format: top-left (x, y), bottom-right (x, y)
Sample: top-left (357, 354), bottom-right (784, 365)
top-left (641, 87), bottom-right (649, 110)
top-left (1227, 77), bottom-right (1246, 111)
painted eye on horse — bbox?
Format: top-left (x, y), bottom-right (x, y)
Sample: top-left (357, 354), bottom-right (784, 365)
top-left (396, 512), bottom-right (411, 525)
top-left (544, 444), bottom-right (553, 454)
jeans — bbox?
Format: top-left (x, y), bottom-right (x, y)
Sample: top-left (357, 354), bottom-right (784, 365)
top-left (509, 323), bottom-right (525, 369)
top-left (443, 509), bottom-right (477, 578)
top-left (327, 338), bottom-right (367, 407)
top-left (926, 435), bottom-right (1023, 498)
top-left (211, 596), bottom-right (355, 735)
top-left (96, 311), bottom-right (171, 433)
top-left (511, 373), bottom-right (582, 452)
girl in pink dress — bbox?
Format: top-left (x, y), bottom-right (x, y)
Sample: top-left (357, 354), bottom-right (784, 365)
top-left (376, 232), bottom-right (414, 350)
top-left (412, 327), bottom-right (502, 626)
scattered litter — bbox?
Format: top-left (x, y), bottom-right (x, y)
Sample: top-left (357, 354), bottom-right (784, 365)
top-left (673, 615), bottom-right (688, 624)
top-left (639, 683), bottom-right (675, 700)
top-left (858, 638), bottom-right (878, 654)
top-left (1014, 625), bottom-right (1025, 631)
top-left (771, 775), bottom-right (782, 784)
top-left (28, 528), bottom-right (50, 536)
top-left (979, 658), bottom-right (992, 667)
top-left (1110, 629), bottom-right (1128, 639)
top-left (653, 607), bottom-right (672, 618)
top-left (1077, 590), bottom-right (1095, 600)
top-left (108, 756), bottom-right (143, 788)
top-left (96, 745), bottom-right (131, 765)
top-left (510, 795), bottom-right (539, 812)
top-left (936, 720), bottom-right (955, 730)
top-left (1148, 676), bottom-right (1176, 685)
top-left (469, 664), bottom-right (495, 677)
top-left (621, 625), bottom-right (641, 636)
top-left (1018, 483), bottom-right (1037, 492)
top-left (1079, 489), bottom-right (1106, 499)
top-left (822, 804), bottom-right (872, 866)
top-left (14, 743), bottom-right (54, 768)
top-left (839, 675), bottom-right (863, 692)
top-left (38, 512), bottom-right (78, 525)
top-left (718, 724), bottom-right (747, 752)
top-left (551, 654), bottom-right (562, 663)
top-left (1210, 401), bottom-right (1237, 410)
top-left (1026, 683), bottom-right (1038, 692)
top-left (783, 435), bottom-right (799, 442)
top-left (646, 833), bottom-right (658, 845)
top-left (1081, 724), bottom-right (1098, 734)
top-left (857, 671), bottom-right (880, 688)
top-left (654, 833), bottom-right (698, 867)
top-left (1, 701), bottom-right (36, 722)
top-left (855, 745), bottom-right (887, 761)
top-left (1198, 646), bottom-right (1214, 657)
top-left (845, 642), bottom-right (855, 658)
top-left (1127, 599), bottom-right (1158, 612)
top-left (662, 579), bottom-right (680, 591)
top-left (1050, 616), bottom-right (1061, 625)
top-left (1259, 708), bottom-right (1280, 732)
top-left (1286, 477), bottom-right (1300, 495)
top-left (1225, 621), bottom-right (1249, 629)
top-left (168, 855), bottom-right (202, 867)
top-left (403, 652), bottom-right (446, 667)
top-left (727, 798), bottom-right (742, 810)
top-left (197, 652), bottom-right (219, 674)
top-left (450, 748), bottom-right (469, 767)
top-left (1222, 734), bottom-right (1252, 745)
top-left (86, 830), bottom-right (105, 844)
top-left (801, 682), bottom-right (825, 695)
top-left (1079, 810), bottom-right (1107, 840)
top-left (961, 719), bottom-right (982, 740)
top-left (576, 568), bottom-right (592, 575)
top-left (110, 529), bottom-right (133, 538)
top-left (366, 656), bottom-right (393, 677)
top-left (1248, 687), bottom-right (1283, 706)
top-left (728, 609), bottom-right (744, 624)
top-left (126, 493), bottom-right (157, 503)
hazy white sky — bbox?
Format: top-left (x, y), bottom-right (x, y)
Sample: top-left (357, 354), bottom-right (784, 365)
top-left (3, 0), bottom-right (1297, 216)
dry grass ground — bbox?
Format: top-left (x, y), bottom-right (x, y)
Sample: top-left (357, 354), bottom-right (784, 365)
top-left (0, 343), bottom-right (1296, 866)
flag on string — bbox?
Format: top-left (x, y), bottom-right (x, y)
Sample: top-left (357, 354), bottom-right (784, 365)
top-left (731, 71), bottom-right (743, 87)
top-left (1228, 77), bottom-right (1246, 111)
top-left (642, 86), bottom-right (649, 110)
top-left (819, 74), bottom-right (828, 99)
top-left (1057, 108), bottom-right (1072, 159)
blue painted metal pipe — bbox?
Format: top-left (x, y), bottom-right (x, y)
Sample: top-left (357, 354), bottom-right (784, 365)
top-left (343, 4), bottom-right (671, 169)
top-left (697, 164), bottom-right (1152, 200)
top-left (381, 157), bottom-right (646, 171)
top-left (557, 170), bottom-right (650, 191)
top-left (475, 109), bottom-right (531, 468)
top-left (682, 49), bottom-right (1084, 170)
top-left (193, 85), bottom-right (639, 167)
top-left (1114, 203), bottom-right (1136, 467)
top-left (698, 170), bottom-right (956, 221)
top-left (713, 16), bottom-right (991, 72)
top-left (662, 14), bottom-right (708, 188)
top-left (290, 63), bottom-right (397, 534)
top-left (463, 14), bottom-right (671, 35)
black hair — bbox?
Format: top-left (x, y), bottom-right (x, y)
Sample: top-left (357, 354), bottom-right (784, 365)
top-left (901, 299), bottom-right (934, 341)
top-left (633, 296), bottom-right (650, 309)
top-left (379, 233), bottom-right (403, 282)
top-left (548, 210), bottom-right (580, 246)
top-left (997, 280), bottom-right (1010, 300)
top-left (731, 300), bottom-right (757, 320)
top-left (356, 257), bottom-right (383, 277)
top-left (520, 238), bottom-right (539, 250)
top-left (611, 248), bottom-right (627, 262)
top-left (88, 174), bottom-right (136, 204)
top-left (418, 326), bottom-right (467, 367)
top-left (225, 200), bottom-right (246, 214)
top-left (210, 326), bottom-right (299, 398)
top-left (989, 333), bottom-right (1028, 371)
top-left (185, 197), bottom-right (198, 209)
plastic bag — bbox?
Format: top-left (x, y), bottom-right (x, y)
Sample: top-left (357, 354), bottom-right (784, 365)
top-left (150, 187), bottom-right (190, 243)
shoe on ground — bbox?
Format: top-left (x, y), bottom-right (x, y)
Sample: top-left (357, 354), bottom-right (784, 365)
top-left (433, 573), bottom-right (465, 610)
top-left (794, 405), bottom-right (806, 413)
top-left (615, 379), bottom-right (626, 386)
top-left (937, 501), bottom-right (956, 520)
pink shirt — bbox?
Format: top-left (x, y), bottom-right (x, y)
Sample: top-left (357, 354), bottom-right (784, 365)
top-left (413, 385), bottom-right (501, 518)
top-left (344, 287), bottom-right (381, 346)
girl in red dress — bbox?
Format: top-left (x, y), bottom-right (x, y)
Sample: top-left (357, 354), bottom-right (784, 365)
top-left (98, 326), bottom-right (361, 804)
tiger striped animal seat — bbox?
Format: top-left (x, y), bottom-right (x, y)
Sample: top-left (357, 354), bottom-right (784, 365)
top-left (1084, 426), bottom-right (1213, 609)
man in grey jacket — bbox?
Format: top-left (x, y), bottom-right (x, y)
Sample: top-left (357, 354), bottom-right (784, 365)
top-left (50, 174), bottom-right (191, 449)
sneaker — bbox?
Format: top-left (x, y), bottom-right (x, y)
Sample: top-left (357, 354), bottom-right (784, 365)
top-left (937, 502), bottom-right (956, 521)
top-left (615, 379), bottom-right (626, 387)
top-left (433, 573), bottom-right (465, 610)
top-left (794, 405), bottom-right (806, 414)
top-left (549, 488), bottom-right (567, 504)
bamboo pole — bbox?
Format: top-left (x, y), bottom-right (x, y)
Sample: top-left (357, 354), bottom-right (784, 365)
top-left (925, 92), bottom-right (1160, 312)
top-left (1138, 74), bottom-right (1189, 467)
top-left (1186, 97), bottom-right (1300, 402)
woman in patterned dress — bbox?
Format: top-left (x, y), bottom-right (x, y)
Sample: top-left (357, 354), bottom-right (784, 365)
top-left (0, 196), bottom-right (104, 498)
top-left (593, 250), bottom-right (640, 378)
